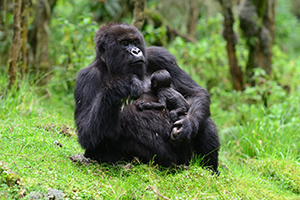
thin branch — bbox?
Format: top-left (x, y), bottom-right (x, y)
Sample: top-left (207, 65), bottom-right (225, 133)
top-left (146, 186), bottom-right (170, 200)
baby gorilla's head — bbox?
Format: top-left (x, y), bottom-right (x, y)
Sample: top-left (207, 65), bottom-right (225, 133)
top-left (151, 69), bottom-right (172, 91)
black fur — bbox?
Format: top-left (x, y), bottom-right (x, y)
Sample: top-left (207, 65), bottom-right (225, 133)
top-left (74, 23), bottom-right (220, 173)
top-left (138, 69), bottom-right (190, 123)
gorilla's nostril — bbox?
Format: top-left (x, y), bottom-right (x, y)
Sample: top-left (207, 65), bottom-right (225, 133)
top-left (131, 47), bottom-right (142, 57)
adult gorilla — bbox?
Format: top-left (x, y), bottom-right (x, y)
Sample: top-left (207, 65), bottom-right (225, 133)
top-left (74, 23), bottom-right (220, 173)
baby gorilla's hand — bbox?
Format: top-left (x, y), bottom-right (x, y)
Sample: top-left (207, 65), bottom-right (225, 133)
top-left (136, 101), bottom-right (165, 111)
top-left (136, 101), bottom-right (150, 111)
top-left (169, 110), bottom-right (179, 122)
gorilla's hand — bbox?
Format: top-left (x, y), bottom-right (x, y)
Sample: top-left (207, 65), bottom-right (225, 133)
top-left (129, 75), bottom-right (143, 98)
top-left (170, 117), bottom-right (194, 146)
top-left (109, 75), bottom-right (142, 106)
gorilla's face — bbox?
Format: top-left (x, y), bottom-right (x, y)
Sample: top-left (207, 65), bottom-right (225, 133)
top-left (120, 38), bottom-right (145, 67)
top-left (94, 23), bottom-right (146, 78)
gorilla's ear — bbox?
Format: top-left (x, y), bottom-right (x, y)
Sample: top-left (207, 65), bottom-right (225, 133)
top-left (99, 44), bottom-right (106, 63)
top-left (98, 43), bottom-right (105, 53)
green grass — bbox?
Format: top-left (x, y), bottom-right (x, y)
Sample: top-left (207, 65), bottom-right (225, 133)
top-left (0, 74), bottom-right (300, 199)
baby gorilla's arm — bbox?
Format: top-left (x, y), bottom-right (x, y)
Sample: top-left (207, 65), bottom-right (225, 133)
top-left (157, 88), bottom-right (189, 122)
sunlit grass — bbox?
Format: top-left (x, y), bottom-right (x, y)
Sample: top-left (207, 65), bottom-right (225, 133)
top-left (0, 71), bottom-right (300, 199)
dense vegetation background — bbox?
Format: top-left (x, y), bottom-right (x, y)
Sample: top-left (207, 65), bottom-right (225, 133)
top-left (0, 0), bottom-right (299, 199)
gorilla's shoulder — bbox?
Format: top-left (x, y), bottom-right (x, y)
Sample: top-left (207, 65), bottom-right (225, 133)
top-left (147, 46), bottom-right (176, 62)
top-left (146, 46), bottom-right (178, 71)
top-left (76, 63), bottom-right (102, 84)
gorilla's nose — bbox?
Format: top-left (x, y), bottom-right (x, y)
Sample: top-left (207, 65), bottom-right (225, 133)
top-left (131, 47), bottom-right (143, 57)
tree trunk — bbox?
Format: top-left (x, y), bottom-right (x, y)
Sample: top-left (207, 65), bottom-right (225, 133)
top-left (187, 0), bottom-right (199, 37)
top-left (262, 0), bottom-right (277, 75)
top-left (28, 0), bottom-right (56, 85)
top-left (0, 0), bottom-right (6, 26)
top-left (21, 0), bottom-right (29, 79)
top-left (8, 0), bottom-right (22, 88)
top-left (131, 0), bottom-right (146, 30)
top-left (291, 0), bottom-right (300, 19)
top-left (219, 0), bottom-right (244, 91)
top-left (239, 0), bottom-right (277, 85)
top-left (0, 0), bottom-right (10, 66)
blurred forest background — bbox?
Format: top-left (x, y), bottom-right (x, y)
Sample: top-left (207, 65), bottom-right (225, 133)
top-left (1, 0), bottom-right (300, 198)
top-left (1, 0), bottom-right (300, 163)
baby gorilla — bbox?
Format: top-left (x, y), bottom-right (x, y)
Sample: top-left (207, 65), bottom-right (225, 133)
top-left (137, 69), bottom-right (190, 122)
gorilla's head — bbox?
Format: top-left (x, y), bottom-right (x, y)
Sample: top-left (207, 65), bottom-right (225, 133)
top-left (151, 69), bottom-right (172, 91)
top-left (94, 23), bottom-right (146, 78)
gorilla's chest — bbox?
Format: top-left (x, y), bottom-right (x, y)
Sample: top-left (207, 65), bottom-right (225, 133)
top-left (142, 76), bottom-right (152, 93)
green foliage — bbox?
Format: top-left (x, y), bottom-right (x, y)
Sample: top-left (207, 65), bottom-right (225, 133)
top-left (48, 15), bottom-right (98, 95)
top-left (102, 0), bottom-right (121, 17)
top-left (275, 0), bottom-right (300, 56)
top-left (0, 13), bottom-right (13, 47)
top-left (143, 24), bottom-right (168, 46)
top-left (195, 13), bottom-right (224, 40)
top-left (169, 34), bottom-right (228, 91)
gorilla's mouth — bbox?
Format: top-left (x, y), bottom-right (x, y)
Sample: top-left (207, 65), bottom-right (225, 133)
top-left (120, 96), bottom-right (135, 112)
top-left (130, 59), bottom-right (145, 67)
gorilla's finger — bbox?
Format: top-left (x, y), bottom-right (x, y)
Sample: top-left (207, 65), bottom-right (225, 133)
top-left (174, 118), bottom-right (184, 127)
top-left (171, 127), bottom-right (182, 138)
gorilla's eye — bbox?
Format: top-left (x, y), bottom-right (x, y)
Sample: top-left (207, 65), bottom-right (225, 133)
top-left (121, 40), bottom-right (129, 46)
top-left (133, 39), bottom-right (139, 46)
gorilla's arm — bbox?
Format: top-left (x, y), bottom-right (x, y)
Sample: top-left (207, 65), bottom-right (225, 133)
top-left (158, 88), bottom-right (190, 122)
top-left (74, 64), bottom-right (142, 150)
top-left (146, 47), bottom-right (211, 143)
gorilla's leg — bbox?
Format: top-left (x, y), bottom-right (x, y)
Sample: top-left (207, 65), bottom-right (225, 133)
top-left (119, 104), bottom-right (180, 166)
top-left (193, 117), bottom-right (220, 173)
